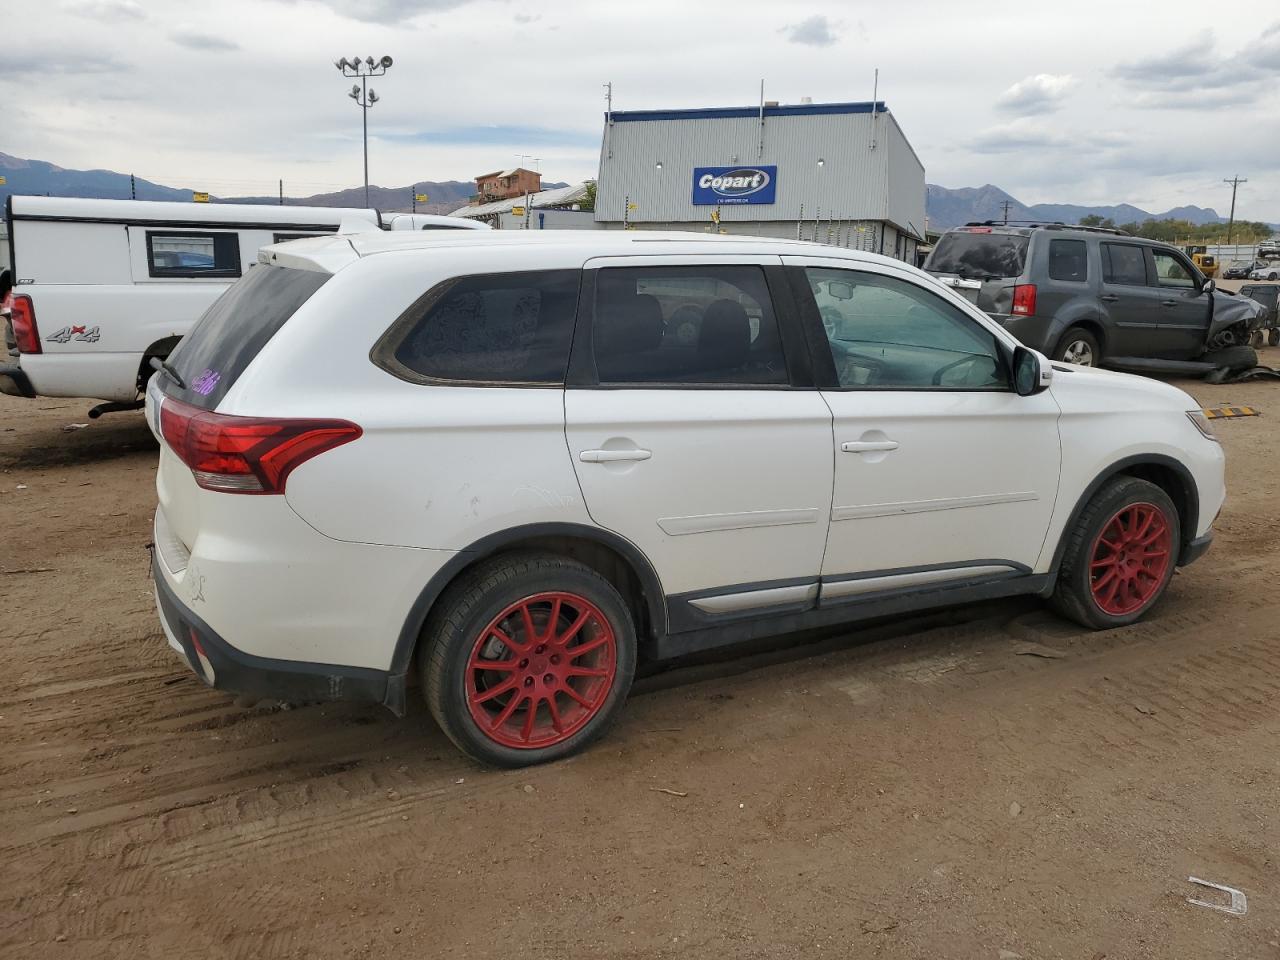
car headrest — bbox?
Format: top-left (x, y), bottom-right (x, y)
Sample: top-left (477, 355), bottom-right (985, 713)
top-left (597, 293), bottom-right (664, 356)
top-left (698, 299), bottom-right (750, 369)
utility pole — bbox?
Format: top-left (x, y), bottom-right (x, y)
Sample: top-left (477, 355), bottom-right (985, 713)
top-left (1224, 175), bottom-right (1247, 246)
top-left (278, 179), bottom-right (284, 205)
top-left (335, 55), bottom-right (394, 209)
top-left (1000, 199), bottom-right (1012, 224)
top-left (130, 174), bottom-right (136, 200)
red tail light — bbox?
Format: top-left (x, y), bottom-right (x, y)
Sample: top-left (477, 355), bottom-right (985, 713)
top-left (158, 395), bottom-right (361, 495)
top-left (11, 295), bottom-right (40, 354)
top-left (1011, 284), bottom-right (1037, 316)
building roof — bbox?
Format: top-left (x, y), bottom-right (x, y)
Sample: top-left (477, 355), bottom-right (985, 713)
top-left (451, 181), bottom-right (593, 218)
top-left (608, 100), bottom-right (886, 123)
top-left (475, 167), bottom-right (537, 181)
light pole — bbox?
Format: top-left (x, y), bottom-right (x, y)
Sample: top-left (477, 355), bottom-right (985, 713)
top-left (334, 54), bottom-right (393, 208)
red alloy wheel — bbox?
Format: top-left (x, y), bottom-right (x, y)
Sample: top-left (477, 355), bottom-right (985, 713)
top-left (465, 592), bottom-right (617, 749)
top-left (1088, 502), bottom-right (1173, 616)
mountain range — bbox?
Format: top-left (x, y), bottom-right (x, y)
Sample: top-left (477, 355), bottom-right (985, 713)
top-left (0, 153), bottom-right (564, 215)
top-left (925, 183), bottom-right (1225, 230)
top-left (0, 152), bottom-right (1233, 227)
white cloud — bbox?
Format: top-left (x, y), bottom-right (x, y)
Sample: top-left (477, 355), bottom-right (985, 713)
top-left (61, 0), bottom-right (145, 19)
top-left (171, 27), bottom-right (239, 51)
top-left (996, 74), bottom-right (1076, 115)
top-left (781, 14), bottom-right (838, 47)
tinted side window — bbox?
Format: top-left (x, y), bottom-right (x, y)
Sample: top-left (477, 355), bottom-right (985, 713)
top-left (1152, 250), bottom-right (1196, 288)
top-left (1101, 243), bottom-right (1149, 286)
top-left (592, 265), bottom-right (787, 386)
top-left (1048, 239), bottom-right (1088, 282)
top-left (806, 267), bottom-right (1009, 390)
top-left (146, 231), bottom-right (241, 279)
top-left (375, 270), bottom-right (579, 384)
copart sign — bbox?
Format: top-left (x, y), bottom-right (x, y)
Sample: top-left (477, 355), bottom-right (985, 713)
top-left (691, 165), bottom-right (777, 205)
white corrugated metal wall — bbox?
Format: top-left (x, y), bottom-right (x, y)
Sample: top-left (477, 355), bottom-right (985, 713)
top-left (594, 104), bottom-right (924, 261)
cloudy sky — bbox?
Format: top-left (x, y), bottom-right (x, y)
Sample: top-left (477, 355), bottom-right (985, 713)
top-left (6, 0), bottom-right (1280, 218)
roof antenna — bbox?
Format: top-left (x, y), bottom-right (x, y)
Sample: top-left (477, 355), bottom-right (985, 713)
top-left (870, 68), bottom-right (879, 150)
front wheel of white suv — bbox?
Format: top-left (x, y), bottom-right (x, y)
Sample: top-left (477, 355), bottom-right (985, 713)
top-left (422, 554), bottom-right (638, 767)
top-left (1050, 477), bottom-right (1181, 630)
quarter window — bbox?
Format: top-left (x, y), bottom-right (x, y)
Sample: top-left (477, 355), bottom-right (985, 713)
top-left (146, 231), bottom-right (241, 278)
top-left (1101, 243), bottom-right (1149, 286)
top-left (1048, 239), bottom-right (1088, 282)
top-left (1152, 250), bottom-right (1196, 288)
top-left (806, 268), bottom-right (1008, 390)
top-left (373, 270), bottom-right (579, 384)
top-left (591, 265), bottom-right (787, 385)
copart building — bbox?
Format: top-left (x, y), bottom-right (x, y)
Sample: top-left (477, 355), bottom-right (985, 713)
top-left (594, 100), bottom-right (926, 262)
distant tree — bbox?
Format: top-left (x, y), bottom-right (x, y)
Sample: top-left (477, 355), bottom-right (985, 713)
top-left (579, 181), bottom-right (596, 213)
top-left (1078, 214), bottom-right (1105, 227)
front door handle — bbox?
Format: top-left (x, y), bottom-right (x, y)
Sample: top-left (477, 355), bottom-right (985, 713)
top-left (1100, 294), bottom-right (1120, 303)
top-left (841, 440), bottom-right (900, 454)
top-left (579, 448), bottom-right (652, 463)
top-left (1161, 299), bottom-right (1177, 307)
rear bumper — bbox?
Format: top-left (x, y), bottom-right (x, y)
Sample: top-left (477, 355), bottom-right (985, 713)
top-left (1178, 531), bottom-right (1213, 567)
top-left (0, 363), bottom-right (35, 398)
top-left (153, 558), bottom-right (393, 708)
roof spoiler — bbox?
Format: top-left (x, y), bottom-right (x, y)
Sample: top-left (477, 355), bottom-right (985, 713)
top-left (337, 215), bottom-right (382, 234)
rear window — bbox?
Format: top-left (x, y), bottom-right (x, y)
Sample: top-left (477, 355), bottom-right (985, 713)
top-left (1101, 243), bottom-right (1149, 286)
top-left (1048, 239), bottom-right (1088, 282)
top-left (925, 231), bottom-right (1028, 280)
top-left (166, 264), bottom-right (330, 409)
top-left (372, 270), bottom-right (579, 384)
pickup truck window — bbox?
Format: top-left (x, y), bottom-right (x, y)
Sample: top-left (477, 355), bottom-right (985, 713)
top-left (146, 231), bottom-right (241, 279)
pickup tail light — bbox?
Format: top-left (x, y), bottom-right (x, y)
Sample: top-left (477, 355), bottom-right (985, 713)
top-left (1011, 284), bottom-right (1037, 317)
top-left (158, 395), bottom-right (361, 495)
top-left (10, 295), bottom-right (40, 354)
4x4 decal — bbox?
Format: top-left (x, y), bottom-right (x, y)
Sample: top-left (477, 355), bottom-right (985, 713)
top-left (45, 325), bottom-right (101, 344)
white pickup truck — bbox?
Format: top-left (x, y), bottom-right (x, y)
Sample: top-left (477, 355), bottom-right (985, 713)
top-left (0, 196), bottom-right (486, 414)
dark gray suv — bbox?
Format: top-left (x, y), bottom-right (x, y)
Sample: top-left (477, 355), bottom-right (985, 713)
top-left (924, 222), bottom-right (1264, 372)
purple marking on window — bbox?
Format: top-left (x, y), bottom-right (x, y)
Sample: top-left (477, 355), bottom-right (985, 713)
top-left (191, 369), bottom-right (221, 396)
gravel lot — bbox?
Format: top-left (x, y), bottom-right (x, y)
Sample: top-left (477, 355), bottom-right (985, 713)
top-left (2, 353), bottom-right (1279, 959)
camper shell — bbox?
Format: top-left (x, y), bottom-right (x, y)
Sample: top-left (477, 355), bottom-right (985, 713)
top-left (1, 196), bottom-right (378, 407)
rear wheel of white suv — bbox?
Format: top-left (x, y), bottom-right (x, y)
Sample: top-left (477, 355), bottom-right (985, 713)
top-left (422, 554), bottom-right (637, 767)
top-left (1051, 477), bottom-right (1180, 630)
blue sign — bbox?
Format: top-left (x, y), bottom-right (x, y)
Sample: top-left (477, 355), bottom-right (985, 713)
top-left (691, 165), bottom-right (777, 205)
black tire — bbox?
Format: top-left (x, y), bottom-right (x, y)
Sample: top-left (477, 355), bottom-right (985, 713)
top-left (1050, 477), bottom-right (1180, 630)
top-left (422, 553), bottom-right (637, 767)
top-left (1269, 327), bottom-right (1280, 347)
top-left (1202, 343), bottom-right (1257, 372)
top-left (1053, 326), bottom-right (1101, 367)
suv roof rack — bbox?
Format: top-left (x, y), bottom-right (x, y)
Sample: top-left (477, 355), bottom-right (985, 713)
top-left (962, 220), bottom-right (1130, 237)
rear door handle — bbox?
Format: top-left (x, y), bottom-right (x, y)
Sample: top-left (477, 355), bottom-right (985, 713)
top-left (841, 440), bottom-right (900, 453)
top-left (1161, 299), bottom-right (1177, 307)
top-left (579, 448), bottom-right (652, 463)
top-left (1100, 294), bottom-right (1120, 303)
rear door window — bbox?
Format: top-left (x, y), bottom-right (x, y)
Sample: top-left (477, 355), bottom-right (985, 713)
top-left (590, 265), bottom-right (788, 385)
top-left (1048, 239), bottom-right (1088, 282)
top-left (166, 264), bottom-right (330, 409)
top-left (146, 231), bottom-right (241, 278)
top-left (926, 231), bottom-right (1028, 279)
top-left (372, 270), bottom-right (579, 384)
top-left (1101, 243), bottom-right (1149, 286)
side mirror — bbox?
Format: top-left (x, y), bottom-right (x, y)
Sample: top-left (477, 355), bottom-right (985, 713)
top-left (1202, 278), bottom-right (1216, 294)
top-left (1013, 346), bottom-right (1052, 396)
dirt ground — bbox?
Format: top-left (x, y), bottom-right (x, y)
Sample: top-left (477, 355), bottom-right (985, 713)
top-left (2, 354), bottom-right (1279, 960)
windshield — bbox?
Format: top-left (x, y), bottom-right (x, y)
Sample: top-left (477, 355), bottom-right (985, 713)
top-left (925, 232), bottom-right (1029, 280)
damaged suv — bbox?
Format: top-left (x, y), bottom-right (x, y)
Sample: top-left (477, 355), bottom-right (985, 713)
top-left (925, 222), bottom-right (1264, 374)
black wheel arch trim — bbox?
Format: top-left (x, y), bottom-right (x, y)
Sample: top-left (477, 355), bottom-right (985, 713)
top-left (385, 522), bottom-right (667, 707)
top-left (1048, 453), bottom-right (1202, 576)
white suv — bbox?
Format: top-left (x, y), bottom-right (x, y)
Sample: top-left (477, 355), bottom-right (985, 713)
top-left (146, 230), bottom-right (1225, 767)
